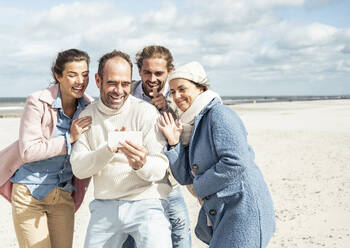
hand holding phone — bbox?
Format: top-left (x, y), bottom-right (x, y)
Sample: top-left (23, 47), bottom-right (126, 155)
top-left (108, 131), bottom-right (143, 149)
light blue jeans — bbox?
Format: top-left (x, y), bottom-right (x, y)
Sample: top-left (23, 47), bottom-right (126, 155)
top-left (123, 187), bottom-right (192, 248)
top-left (84, 198), bottom-right (172, 248)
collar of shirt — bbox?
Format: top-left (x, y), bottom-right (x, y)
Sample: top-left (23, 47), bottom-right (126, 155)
top-left (51, 87), bottom-right (89, 114)
top-left (134, 80), bottom-right (170, 103)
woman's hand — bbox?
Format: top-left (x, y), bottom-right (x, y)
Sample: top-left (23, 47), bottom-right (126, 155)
top-left (70, 116), bottom-right (92, 143)
top-left (157, 112), bottom-right (182, 146)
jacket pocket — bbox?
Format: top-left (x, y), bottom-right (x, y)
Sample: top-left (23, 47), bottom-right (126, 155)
top-left (216, 180), bottom-right (243, 198)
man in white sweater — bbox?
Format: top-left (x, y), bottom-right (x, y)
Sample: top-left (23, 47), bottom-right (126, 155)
top-left (70, 50), bottom-right (172, 248)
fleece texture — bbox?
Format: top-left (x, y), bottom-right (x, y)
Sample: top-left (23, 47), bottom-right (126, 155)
top-left (165, 98), bottom-right (276, 247)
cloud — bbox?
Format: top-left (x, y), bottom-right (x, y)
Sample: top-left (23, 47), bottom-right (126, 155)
top-left (0, 0), bottom-right (349, 96)
top-left (276, 22), bottom-right (338, 50)
top-left (139, 2), bottom-right (177, 26)
top-left (304, 0), bottom-right (334, 8)
top-left (341, 45), bottom-right (350, 54)
top-left (253, 0), bottom-right (305, 9)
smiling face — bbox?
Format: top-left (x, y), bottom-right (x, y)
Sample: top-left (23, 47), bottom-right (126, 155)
top-left (139, 57), bottom-right (169, 97)
top-left (55, 60), bottom-right (89, 100)
top-left (169, 78), bottom-right (204, 112)
top-left (96, 57), bottom-right (132, 109)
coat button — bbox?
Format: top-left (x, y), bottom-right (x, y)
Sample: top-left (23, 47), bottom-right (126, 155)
top-left (209, 209), bottom-right (216, 216)
top-left (192, 164), bottom-right (199, 170)
top-left (204, 195), bottom-right (211, 200)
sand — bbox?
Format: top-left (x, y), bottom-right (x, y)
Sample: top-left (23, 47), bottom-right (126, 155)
top-left (0, 99), bottom-right (349, 247)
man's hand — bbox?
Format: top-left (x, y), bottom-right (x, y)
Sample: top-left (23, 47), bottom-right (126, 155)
top-left (150, 87), bottom-right (168, 111)
top-left (70, 116), bottom-right (92, 143)
top-left (119, 140), bottom-right (148, 170)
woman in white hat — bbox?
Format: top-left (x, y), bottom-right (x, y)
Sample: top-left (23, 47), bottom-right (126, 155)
top-left (158, 61), bottom-right (275, 247)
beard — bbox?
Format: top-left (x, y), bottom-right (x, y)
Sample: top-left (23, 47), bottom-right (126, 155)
top-left (143, 79), bottom-right (165, 97)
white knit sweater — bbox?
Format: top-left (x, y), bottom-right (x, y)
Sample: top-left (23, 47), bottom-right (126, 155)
top-left (70, 95), bottom-right (171, 200)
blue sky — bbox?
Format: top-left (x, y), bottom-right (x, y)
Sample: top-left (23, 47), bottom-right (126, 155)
top-left (0, 0), bottom-right (349, 97)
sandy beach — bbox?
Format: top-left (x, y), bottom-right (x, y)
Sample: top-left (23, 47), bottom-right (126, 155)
top-left (1, 99), bottom-right (349, 247)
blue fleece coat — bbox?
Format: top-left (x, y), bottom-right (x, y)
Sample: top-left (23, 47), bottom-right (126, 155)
top-left (165, 98), bottom-right (275, 248)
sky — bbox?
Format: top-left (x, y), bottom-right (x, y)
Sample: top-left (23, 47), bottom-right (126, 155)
top-left (0, 0), bottom-right (349, 97)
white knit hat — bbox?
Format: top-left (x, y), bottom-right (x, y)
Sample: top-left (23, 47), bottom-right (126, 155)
top-left (168, 61), bottom-right (209, 87)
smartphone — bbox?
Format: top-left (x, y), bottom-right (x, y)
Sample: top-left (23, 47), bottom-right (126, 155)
top-left (108, 131), bottom-right (143, 148)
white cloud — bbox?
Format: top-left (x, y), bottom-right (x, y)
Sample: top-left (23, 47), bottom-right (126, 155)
top-left (0, 0), bottom-right (349, 96)
top-left (253, 0), bottom-right (305, 9)
top-left (277, 22), bottom-right (337, 49)
top-left (337, 60), bottom-right (350, 72)
top-left (140, 2), bottom-right (177, 25)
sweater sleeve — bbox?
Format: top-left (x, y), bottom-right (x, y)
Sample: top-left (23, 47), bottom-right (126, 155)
top-left (193, 106), bottom-right (248, 198)
top-left (70, 130), bottom-right (115, 179)
top-left (18, 93), bottom-right (66, 164)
